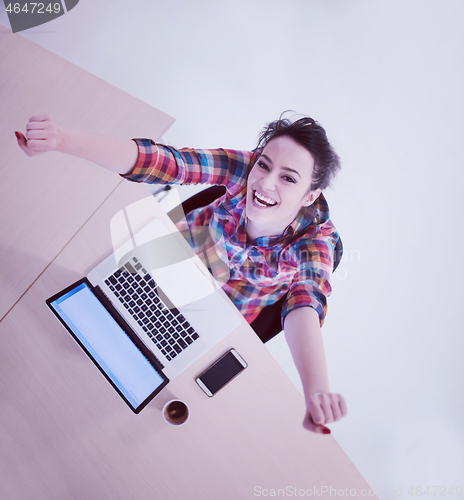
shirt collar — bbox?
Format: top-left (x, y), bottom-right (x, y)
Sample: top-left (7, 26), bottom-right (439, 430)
top-left (286, 192), bottom-right (330, 237)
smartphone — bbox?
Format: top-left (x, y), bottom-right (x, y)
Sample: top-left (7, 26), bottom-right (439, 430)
top-left (196, 349), bottom-right (247, 397)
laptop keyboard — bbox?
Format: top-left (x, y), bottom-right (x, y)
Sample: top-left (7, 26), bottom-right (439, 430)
top-left (104, 256), bottom-right (200, 361)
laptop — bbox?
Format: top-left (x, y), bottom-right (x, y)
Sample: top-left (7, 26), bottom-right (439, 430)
top-left (46, 195), bottom-right (242, 413)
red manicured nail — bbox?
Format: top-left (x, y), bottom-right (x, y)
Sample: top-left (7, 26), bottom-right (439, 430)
top-left (323, 427), bottom-right (331, 434)
top-left (15, 131), bottom-right (20, 139)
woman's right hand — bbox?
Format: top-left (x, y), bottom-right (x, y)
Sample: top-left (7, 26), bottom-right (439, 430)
top-left (15, 115), bottom-right (138, 174)
top-left (15, 114), bottom-right (61, 157)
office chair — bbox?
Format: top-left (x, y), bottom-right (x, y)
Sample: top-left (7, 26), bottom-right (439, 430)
top-left (167, 186), bottom-right (343, 343)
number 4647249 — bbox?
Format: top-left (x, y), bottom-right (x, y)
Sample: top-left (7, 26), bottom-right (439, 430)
top-left (407, 486), bottom-right (462, 496)
top-left (6, 3), bottom-right (62, 14)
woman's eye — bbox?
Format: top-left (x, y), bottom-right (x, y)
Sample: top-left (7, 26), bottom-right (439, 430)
top-left (258, 161), bottom-right (269, 170)
top-left (283, 175), bottom-right (296, 183)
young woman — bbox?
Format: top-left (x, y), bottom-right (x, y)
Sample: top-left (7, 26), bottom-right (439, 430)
top-left (16, 113), bottom-right (348, 434)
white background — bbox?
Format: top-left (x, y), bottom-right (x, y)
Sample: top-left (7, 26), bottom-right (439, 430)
top-left (2, 0), bottom-right (463, 495)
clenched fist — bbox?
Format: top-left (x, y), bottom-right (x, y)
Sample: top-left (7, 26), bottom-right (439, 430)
top-left (304, 392), bottom-right (348, 434)
top-left (15, 114), bottom-right (61, 157)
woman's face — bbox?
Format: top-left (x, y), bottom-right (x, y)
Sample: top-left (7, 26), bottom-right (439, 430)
top-left (246, 135), bottom-right (321, 239)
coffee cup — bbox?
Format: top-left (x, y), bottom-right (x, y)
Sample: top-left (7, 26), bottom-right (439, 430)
top-left (162, 400), bottom-right (189, 426)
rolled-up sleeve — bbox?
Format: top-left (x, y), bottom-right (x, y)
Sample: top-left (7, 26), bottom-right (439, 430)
top-left (120, 138), bottom-right (255, 190)
top-left (281, 236), bottom-right (336, 328)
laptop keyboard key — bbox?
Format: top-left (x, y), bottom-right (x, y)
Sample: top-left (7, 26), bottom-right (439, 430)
top-left (107, 259), bottom-right (201, 362)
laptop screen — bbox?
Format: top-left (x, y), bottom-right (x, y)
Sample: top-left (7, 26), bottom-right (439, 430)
top-left (48, 281), bottom-right (167, 412)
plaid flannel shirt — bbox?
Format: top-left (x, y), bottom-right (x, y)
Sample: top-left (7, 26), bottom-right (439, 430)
top-left (120, 138), bottom-right (339, 328)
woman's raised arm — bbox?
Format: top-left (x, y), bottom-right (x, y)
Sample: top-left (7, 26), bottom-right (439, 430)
top-left (16, 114), bottom-right (138, 175)
top-left (284, 306), bottom-right (347, 434)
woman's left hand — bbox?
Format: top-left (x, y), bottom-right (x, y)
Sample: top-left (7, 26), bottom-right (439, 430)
top-left (303, 392), bottom-right (348, 434)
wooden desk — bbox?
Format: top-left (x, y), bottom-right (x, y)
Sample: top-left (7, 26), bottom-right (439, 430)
top-left (0, 179), bottom-right (374, 499)
top-left (0, 25), bottom-right (174, 320)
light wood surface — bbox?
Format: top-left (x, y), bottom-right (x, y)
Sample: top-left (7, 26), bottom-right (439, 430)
top-left (0, 25), bottom-right (174, 319)
top-left (0, 179), bottom-right (374, 499)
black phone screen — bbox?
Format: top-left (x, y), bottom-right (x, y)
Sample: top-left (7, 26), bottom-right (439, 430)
top-left (198, 350), bottom-right (246, 395)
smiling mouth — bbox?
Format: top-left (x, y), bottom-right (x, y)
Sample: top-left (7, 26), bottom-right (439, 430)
top-left (253, 190), bottom-right (278, 207)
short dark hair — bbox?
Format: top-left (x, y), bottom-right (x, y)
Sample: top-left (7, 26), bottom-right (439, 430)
top-left (255, 113), bottom-right (341, 191)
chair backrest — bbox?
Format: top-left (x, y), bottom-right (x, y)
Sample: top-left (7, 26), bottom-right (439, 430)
top-left (167, 186), bottom-right (227, 225)
top-left (167, 186), bottom-right (342, 343)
